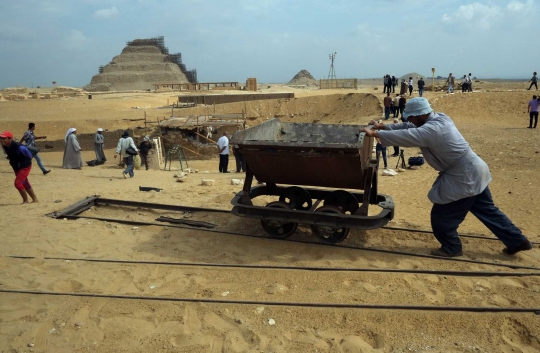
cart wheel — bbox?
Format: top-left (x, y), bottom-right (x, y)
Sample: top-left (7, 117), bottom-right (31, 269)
top-left (261, 201), bottom-right (298, 238)
top-left (323, 190), bottom-right (359, 215)
top-left (310, 205), bottom-right (350, 244)
top-left (279, 186), bottom-right (312, 211)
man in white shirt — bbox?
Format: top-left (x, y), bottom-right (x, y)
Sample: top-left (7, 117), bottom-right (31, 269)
top-left (217, 132), bottom-right (230, 173)
top-left (467, 73), bottom-right (473, 92)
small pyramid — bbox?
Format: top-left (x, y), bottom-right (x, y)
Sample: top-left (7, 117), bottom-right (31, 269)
top-left (288, 70), bottom-right (318, 86)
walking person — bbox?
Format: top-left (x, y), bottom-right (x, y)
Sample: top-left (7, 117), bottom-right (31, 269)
top-left (528, 95), bottom-right (539, 128)
top-left (217, 132), bottom-right (230, 173)
top-left (20, 123), bottom-right (50, 175)
top-left (447, 73), bottom-right (455, 93)
top-left (375, 137), bottom-right (388, 169)
top-left (359, 97), bottom-right (533, 257)
top-left (461, 75), bottom-right (469, 93)
top-left (528, 72), bottom-right (538, 91)
top-left (393, 94), bottom-right (400, 118)
top-left (114, 130), bottom-right (139, 178)
top-left (408, 77), bottom-right (414, 96)
top-left (94, 128), bottom-right (106, 164)
top-left (1, 131), bottom-right (39, 204)
top-left (417, 77), bottom-right (425, 97)
top-left (383, 92), bottom-right (392, 120)
top-left (391, 75), bottom-right (397, 93)
top-left (232, 145), bottom-right (246, 173)
top-left (138, 136), bottom-right (153, 170)
top-left (391, 118), bottom-right (400, 157)
top-left (398, 95), bottom-right (407, 121)
top-left (62, 128), bottom-right (83, 169)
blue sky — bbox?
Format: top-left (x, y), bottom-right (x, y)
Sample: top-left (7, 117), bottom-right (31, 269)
top-left (0, 0), bottom-right (537, 88)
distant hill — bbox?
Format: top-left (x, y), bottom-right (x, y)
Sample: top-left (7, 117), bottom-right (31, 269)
top-left (399, 72), bottom-right (429, 80)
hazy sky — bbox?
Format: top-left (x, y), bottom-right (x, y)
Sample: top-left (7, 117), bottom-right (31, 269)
top-left (0, 0), bottom-right (537, 89)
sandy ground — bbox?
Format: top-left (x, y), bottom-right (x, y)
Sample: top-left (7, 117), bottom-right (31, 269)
top-left (1, 84), bottom-right (540, 352)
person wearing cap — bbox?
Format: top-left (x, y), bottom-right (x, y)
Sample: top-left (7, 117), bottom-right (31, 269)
top-left (138, 136), bottom-right (153, 170)
top-left (20, 122), bottom-right (50, 175)
top-left (1, 131), bottom-right (39, 203)
top-left (359, 97), bottom-right (533, 257)
top-left (94, 128), bottom-right (106, 164)
top-left (62, 128), bottom-right (83, 169)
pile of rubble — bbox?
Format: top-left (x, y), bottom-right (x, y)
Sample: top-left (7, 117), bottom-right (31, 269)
top-left (288, 70), bottom-right (318, 87)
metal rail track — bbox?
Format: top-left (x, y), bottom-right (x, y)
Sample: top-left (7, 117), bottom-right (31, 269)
top-left (0, 289), bottom-right (539, 314)
top-left (6, 255), bottom-right (540, 277)
top-left (47, 197), bottom-right (540, 271)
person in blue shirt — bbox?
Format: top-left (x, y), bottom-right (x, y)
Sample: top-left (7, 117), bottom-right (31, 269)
top-left (1, 131), bottom-right (39, 203)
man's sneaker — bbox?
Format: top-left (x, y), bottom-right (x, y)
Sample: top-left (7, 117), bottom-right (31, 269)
top-left (43, 170), bottom-right (51, 175)
top-left (503, 240), bottom-right (533, 255)
top-left (430, 248), bottom-right (463, 258)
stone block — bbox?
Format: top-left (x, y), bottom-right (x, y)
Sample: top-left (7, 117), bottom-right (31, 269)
top-left (201, 179), bottom-right (214, 186)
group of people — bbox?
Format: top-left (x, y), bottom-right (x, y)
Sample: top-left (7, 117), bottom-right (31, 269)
top-left (1, 126), bottom-right (156, 205)
top-left (383, 93), bottom-right (407, 120)
top-left (383, 75), bottom-right (426, 97)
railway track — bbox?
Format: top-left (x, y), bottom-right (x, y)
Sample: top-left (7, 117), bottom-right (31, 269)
top-left (3, 196), bottom-right (538, 315)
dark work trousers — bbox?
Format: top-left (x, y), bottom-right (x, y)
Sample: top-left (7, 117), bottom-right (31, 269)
top-left (384, 106), bottom-right (391, 119)
top-left (408, 85), bottom-right (413, 95)
top-left (399, 107), bottom-right (405, 118)
top-left (392, 84), bottom-right (396, 93)
top-left (234, 152), bottom-right (246, 172)
top-left (462, 83), bottom-right (468, 93)
top-left (375, 143), bottom-right (387, 168)
top-left (529, 112), bottom-right (539, 128)
top-left (393, 146), bottom-right (399, 155)
top-left (528, 82), bottom-right (538, 90)
top-left (140, 153), bottom-right (149, 170)
top-left (430, 186), bottom-right (528, 254)
top-left (393, 106), bottom-right (399, 117)
top-left (219, 153), bottom-right (229, 172)
top-left (468, 83), bottom-right (473, 92)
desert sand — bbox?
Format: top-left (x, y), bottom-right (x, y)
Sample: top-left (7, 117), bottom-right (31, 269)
top-left (1, 83), bottom-right (540, 352)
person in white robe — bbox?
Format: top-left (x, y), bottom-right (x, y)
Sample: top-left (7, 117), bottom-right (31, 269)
top-left (94, 128), bottom-right (106, 163)
top-left (62, 128), bottom-right (83, 169)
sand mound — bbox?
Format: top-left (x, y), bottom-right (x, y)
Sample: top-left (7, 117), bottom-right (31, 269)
top-left (1, 86), bottom-right (29, 94)
top-left (399, 72), bottom-right (428, 80)
top-left (288, 70), bottom-right (318, 87)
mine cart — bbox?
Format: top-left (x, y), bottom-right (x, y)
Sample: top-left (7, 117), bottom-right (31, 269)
top-left (230, 118), bottom-right (394, 244)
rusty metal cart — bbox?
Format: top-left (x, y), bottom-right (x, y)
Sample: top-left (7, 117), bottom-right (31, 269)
top-left (230, 118), bottom-right (394, 244)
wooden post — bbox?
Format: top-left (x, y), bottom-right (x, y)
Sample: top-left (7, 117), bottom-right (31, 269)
top-left (432, 68), bottom-right (436, 92)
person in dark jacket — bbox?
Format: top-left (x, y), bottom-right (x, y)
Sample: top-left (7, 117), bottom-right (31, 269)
top-left (1, 131), bottom-right (39, 203)
top-left (418, 77), bottom-right (425, 97)
top-left (138, 136), bottom-right (153, 170)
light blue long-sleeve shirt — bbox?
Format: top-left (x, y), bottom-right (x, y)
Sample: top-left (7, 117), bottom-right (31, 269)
top-left (377, 112), bottom-right (492, 204)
